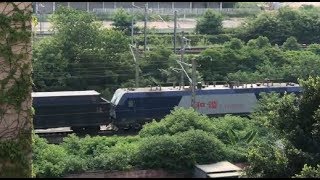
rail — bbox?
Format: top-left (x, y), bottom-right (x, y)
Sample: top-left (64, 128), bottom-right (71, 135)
top-left (36, 128), bottom-right (139, 144)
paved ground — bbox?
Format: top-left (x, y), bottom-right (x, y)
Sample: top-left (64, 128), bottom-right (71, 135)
top-left (283, 2), bottom-right (320, 8)
top-left (34, 18), bottom-right (244, 32)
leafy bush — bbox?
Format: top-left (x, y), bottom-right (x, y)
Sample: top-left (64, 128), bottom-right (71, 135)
top-left (195, 9), bottom-right (223, 35)
top-left (136, 129), bottom-right (226, 170)
top-left (93, 142), bottom-right (139, 170)
top-left (244, 139), bottom-right (314, 178)
top-left (33, 142), bottom-right (69, 177)
top-left (244, 141), bottom-right (289, 178)
top-left (294, 164), bottom-right (320, 178)
top-left (282, 36), bottom-right (301, 51)
top-left (111, 8), bottom-right (139, 35)
top-left (236, 7), bottom-right (320, 45)
top-left (61, 134), bottom-right (140, 158)
top-left (34, 134), bottom-right (141, 174)
top-left (211, 115), bottom-right (258, 144)
top-left (139, 107), bottom-right (217, 137)
top-left (207, 34), bottom-right (233, 44)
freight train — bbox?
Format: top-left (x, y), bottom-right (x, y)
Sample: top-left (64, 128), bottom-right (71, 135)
top-left (32, 82), bottom-right (302, 133)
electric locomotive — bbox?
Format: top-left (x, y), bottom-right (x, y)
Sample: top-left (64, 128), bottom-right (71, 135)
top-left (109, 82), bottom-right (302, 129)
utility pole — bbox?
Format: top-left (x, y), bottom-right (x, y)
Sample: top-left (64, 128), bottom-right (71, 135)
top-left (173, 10), bottom-right (177, 53)
top-left (131, 17), bottom-right (134, 45)
top-left (191, 58), bottom-right (196, 109)
top-left (180, 31), bottom-right (185, 88)
top-left (38, 3), bottom-right (45, 35)
top-left (144, 3), bottom-right (148, 52)
top-left (129, 45), bottom-right (139, 87)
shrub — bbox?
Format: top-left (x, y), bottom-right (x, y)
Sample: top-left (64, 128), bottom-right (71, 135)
top-left (244, 139), bottom-right (312, 178)
top-left (33, 143), bottom-right (69, 177)
top-left (294, 164), bottom-right (320, 178)
top-left (136, 129), bottom-right (226, 170)
top-left (139, 108), bottom-right (217, 137)
top-left (211, 115), bottom-right (258, 144)
top-left (93, 142), bottom-right (140, 170)
top-left (244, 141), bottom-right (289, 178)
top-left (195, 9), bottom-right (223, 35)
top-left (207, 34), bottom-right (233, 44)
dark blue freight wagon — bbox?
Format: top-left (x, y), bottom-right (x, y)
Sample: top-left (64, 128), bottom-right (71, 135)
top-left (32, 90), bottom-right (111, 132)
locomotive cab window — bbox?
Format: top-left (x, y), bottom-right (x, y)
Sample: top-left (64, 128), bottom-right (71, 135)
top-left (128, 100), bottom-right (134, 107)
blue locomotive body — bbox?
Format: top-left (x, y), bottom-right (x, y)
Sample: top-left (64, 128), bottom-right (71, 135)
top-left (110, 83), bottom-right (302, 128)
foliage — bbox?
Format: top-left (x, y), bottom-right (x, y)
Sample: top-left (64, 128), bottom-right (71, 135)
top-left (294, 164), bottom-right (320, 178)
top-left (136, 129), bottom-right (226, 170)
top-left (306, 44), bottom-right (320, 55)
top-left (32, 7), bottom-right (134, 99)
top-left (33, 108), bottom-right (273, 177)
top-left (32, 37), bottom-right (70, 91)
top-left (244, 140), bottom-right (292, 178)
top-left (190, 35), bottom-right (320, 83)
top-left (92, 141), bottom-right (139, 171)
top-left (245, 77), bottom-right (320, 178)
top-left (140, 108), bottom-right (270, 164)
top-left (112, 8), bottom-right (139, 35)
top-left (282, 36), bottom-right (301, 51)
top-left (236, 7), bottom-right (320, 45)
top-left (0, 2), bottom-right (33, 177)
top-left (140, 45), bottom-right (173, 83)
top-left (33, 134), bottom-right (140, 177)
top-left (139, 108), bottom-right (216, 137)
top-left (195, 9), bottom-right (223, 35)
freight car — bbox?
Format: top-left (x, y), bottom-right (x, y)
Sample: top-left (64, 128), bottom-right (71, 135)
top-left (32, 90), bottom-right (111, 132)
top-left (109, 82), bottom-right (302, 129)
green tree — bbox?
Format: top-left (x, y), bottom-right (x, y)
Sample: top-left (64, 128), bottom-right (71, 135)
top-left (236, 7), bottom-right (320, 44)
top-left (195, 9), bottom-right (223, 35)
top-left (32, 7), bottom-right (133, 99)
top-left (282, 36), bottom-right (301, 51)
top-left (281, 50), bottom-right (320, 82)
top-left (112, 8), bottom-right (138, 35)
top-left (32, 37), bottom-right (70, 91)
top-left (140, 45), bottom-right (172, 83)
top-left (245, 77), bottom-right (320, 178)
top-left (225, 38), bottom-right (244, 50)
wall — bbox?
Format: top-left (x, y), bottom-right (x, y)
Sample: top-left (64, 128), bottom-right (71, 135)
top-left (0, 2), bottom-right (33, 177)
top-left (64, 169), bottom-right (191, 178)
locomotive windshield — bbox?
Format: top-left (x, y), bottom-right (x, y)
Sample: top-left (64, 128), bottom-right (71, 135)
top-left (111, 89), bottom-right (126, 105)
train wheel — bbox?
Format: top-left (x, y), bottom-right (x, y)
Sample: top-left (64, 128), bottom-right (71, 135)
top-left (122, 124), bottom-right (131, 131)
top-left (86, 126), bottom-right (100, 132)
top-left (133, 123), bottom-right (142, 130)
top-left (71, 127), bottom-right (86, 134)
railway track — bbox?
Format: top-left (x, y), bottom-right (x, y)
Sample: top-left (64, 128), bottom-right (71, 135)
top-left (136, 47), bottom-right (209, 54)
top-left (35, 127), bottom-right (139, 144)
